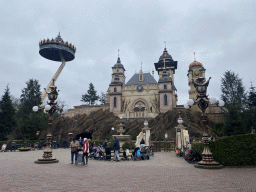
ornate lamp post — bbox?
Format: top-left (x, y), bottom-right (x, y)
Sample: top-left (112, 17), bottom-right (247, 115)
top-left (185, 76), bottom-right (224, 169)
top-left (33, 80), bottom-right (68, 164)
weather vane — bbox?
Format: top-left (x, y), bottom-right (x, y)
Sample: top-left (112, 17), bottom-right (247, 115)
top-left (118, 49), bottom-right (120, 57)
top-left (164, 41), bottom-right (166, 48)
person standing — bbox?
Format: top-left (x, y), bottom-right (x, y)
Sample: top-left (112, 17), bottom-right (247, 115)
top-left (63, 139), bottom-right (67, 149)
top-left (70, 138), bottom-right (79, 164)
top-left (82, 138), bottom-right (89, 165)
top-left (113, 137), bottom-right (120, 162)
top-left (78, 137), bottom-right (83, 146)
top-left (140, 138), bottom-right (145, 145)
top-left (102, 139), bottom-right (108, 148)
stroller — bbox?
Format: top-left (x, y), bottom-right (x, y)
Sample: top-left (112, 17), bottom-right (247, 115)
top-left (175, 147), bottom-right (183, 157)
top-left (89, 147), bottom-right (97, 160)
top-left (95, 145), bottom-right (105, 160)
top-left (140, 144), bottom-right (150, 160)
top-left (132, 147), bottom-right (141, 161)
top-left (76, 151), bottom-right (84, 165)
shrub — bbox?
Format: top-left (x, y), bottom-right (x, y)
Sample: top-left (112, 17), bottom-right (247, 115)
top-left (122, 142), bottom-right (135, 150)
top-left (192, 134), bottom-right (256, 166)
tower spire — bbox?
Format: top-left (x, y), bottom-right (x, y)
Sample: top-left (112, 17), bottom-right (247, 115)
top-left (141, 61), bottom-right (142, 71)
top-left (164, 41), bottom-right (166, 49)
top-left (118, 49), bottom-right (120, 57)
top-left (194, 52), bottom-right (196, 62)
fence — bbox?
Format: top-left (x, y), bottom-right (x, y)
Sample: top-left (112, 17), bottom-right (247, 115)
top-left (152, 141), bottom-right (175, 152)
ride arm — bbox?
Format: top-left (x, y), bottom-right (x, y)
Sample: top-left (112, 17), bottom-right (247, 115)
top-left (41, 51), bottom-right (66, 104)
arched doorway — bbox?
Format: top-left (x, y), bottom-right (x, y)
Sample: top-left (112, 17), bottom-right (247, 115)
top-left (134, 100), bottom-right (146, 112)
top-left (76, 132), bottom-right (93, 140)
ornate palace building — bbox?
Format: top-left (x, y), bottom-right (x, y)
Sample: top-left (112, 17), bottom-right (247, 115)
top-left (105, 47), bottom-right (178, 119)
top-left (64, 48), bottom-right (224, 122)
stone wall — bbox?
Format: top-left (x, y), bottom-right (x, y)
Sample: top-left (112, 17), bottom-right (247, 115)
top-left (173, 104), bottom-right (225, 123)
top-left (64, 104), bottom-right (110, 118)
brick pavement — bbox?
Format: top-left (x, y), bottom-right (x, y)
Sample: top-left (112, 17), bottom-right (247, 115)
top-left (0, 149), bottom-right (256, 192)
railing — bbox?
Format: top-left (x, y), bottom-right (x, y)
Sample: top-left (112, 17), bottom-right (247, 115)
top-left (152, 141), bottom-right (175, 152)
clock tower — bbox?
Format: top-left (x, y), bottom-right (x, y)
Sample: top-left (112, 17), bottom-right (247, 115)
top-left (187, 53), bottom-right (205, 100)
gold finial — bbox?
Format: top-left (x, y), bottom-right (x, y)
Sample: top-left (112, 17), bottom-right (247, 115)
top-left (118, 49), bottom-right (120, 57)
top-left (194, 52), bottom-right (196, 62)
top-left (164, 41), bottom-right (166, 49)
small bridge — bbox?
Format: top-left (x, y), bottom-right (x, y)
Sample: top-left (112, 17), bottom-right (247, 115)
top-left (152, 141), bottom-right (176, 152)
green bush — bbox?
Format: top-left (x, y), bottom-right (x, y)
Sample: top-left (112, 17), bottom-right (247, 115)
top-left (88, 140), bottom-right (105, 146)
top-left (191, 142), bottom-right (204, 155)
top-left (192, 134), bottom-right (256, 166)
top-left (0, 140), bottom-right (46, 150)
top-left (122, 142), bottom-right (135, 150)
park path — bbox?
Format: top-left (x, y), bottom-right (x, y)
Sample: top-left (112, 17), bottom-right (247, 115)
top-left (0, 149), bottom-right (255, 191)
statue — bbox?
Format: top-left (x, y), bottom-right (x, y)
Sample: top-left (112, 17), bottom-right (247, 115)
top-left (192, 76), bottom-right (211, 114)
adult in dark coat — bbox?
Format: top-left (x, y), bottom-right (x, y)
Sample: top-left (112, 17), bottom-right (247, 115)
top-left (113, 137), bottom-right (120, 162)
top-left (102, 139), bottom-right (108, 149)
top-left (140, 138), bottom-right (145, 145)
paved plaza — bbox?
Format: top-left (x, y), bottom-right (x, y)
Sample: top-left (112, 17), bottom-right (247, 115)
top-left (0, 149), bottom-right (256, 192)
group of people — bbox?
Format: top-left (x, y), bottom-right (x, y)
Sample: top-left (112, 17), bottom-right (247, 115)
top-left (69, 137), bottom-right (89, 165)
top-left (69, 136), bottom-right (121, 165)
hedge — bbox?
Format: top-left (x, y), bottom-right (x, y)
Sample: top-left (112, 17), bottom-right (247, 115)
top-left (0, 140), bottom-right (47, 150)
top-left (192, 134), bottom-right (256, 166)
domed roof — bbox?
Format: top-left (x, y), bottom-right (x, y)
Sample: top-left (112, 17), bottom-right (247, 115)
top-left (189, 60), bottom-right (203, 69)
top-left (189, 52), bottom-right (203, 69)
top-left (159, 48), bottom-right (173, 61)
top-left (112, 57), bottom-right (125, 69)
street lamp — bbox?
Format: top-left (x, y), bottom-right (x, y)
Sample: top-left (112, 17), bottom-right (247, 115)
top-left (33, 80), bottom-right (68, 164)
top-left (185, 75), bottom-right (224, 169)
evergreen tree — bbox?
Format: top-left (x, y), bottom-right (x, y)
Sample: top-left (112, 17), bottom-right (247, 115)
top-left (15, 79), bottom-right (46, 140)
top-left (219, 71), bottom-right (248, 136)
top-left (99, 92), bottom-right (106, 104)
top-left (243, 82), bottom-right (256, 133)
top-left (18, 79), bottom-right (42, 117)
top-left (220, 70), bottom-right (246, 111)
top-left (81, 83), bottom-right (99, 105)
top-left (0, 85), bottom-right (16, 140)
top-left (222, 106), bottom-right (244, 136)
top-left (247, 82), bottom-right (256, 109)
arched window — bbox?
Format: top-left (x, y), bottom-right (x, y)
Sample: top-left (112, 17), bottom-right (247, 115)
top-left (114, 87), bottom-right (117, 92)
top-left (164, 95), bottom-right (167, 105)
top-left (164, 84), bottom-right (167, 89)
top-left (114, 97), bottom-right (116, 107)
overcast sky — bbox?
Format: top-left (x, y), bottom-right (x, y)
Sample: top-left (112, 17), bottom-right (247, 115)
top-left (1, 0), bottom-right (255, 109)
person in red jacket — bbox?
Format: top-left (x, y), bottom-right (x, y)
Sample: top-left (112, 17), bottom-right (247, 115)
top-left (82, 138), bottom-right (89, 165)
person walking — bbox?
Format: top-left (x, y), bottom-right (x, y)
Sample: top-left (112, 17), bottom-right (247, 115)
top-left (113, 137), bottom-right (120, 162)
top-left (70, 138), bottom-right (79, 164)
top-left (82, 138), bottom-right (89, 165)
